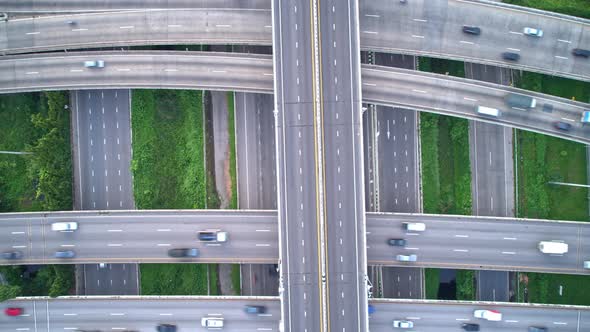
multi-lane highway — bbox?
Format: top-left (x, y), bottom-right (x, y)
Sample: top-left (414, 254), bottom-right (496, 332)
top-left (318, 0), bottom-right (368, 329)
top-left (2, 210), bottom-right (590, 275)
top-left (0, 210), bottom-right (278, 264)
top-left (0, 0), bottom-right (271, 12)
top-left (273, 0), bottom-right (325, 329)
top-left (2, 52), bottom-right (588, 144)
top-left (3, 0), bottom-right (589, 81)
top-left (0, 297), bottom-right (279, 332)
top-left (2, 297), bottom-right (589, 332)
top-left (0, 9), bottom-right (271, 54)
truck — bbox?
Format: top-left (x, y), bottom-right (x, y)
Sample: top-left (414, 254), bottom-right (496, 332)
top-left (505, 93), bottom-right (536, 109)
top-left (538, 241), bottom-right (568, 254)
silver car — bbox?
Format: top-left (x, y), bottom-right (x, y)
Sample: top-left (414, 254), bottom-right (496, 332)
top-left (54, 250), bottom-right (75, 258)
top-left (523, 27), bottom-right (543, 37)
top-left (396, 254), bottom-right (417, 262)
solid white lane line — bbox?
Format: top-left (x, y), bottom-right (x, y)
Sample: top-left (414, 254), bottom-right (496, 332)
top-left (25, 72), bottom-right (39, 75)
top-left (502, 251), bottom-right (516, 255)
top-left (460, 41), bottom-right (474, 45)
top-left (453, 249), bottom-right (469, 252)
top-left (70, 69), bottom-right (83, 72)
top-left (503, 237), bottom-right (517, 240)
top-left (12, 245), bottom-right (27, 248)
top-left (110, 313), bottom-right (125, 316)
top-left (26, 32), bottom-right (40, 35)
top-left (555, 56), bottom-right (568, 60)
top-left (413, 18), bottom-right (427, 22)
top-left (256, 229), bottom-right (271, 232)
top-left (553, 322), bottom-right (567, 325)
top-left (463, 97), bottom-right (477, 102)
top-left (455, 318), bottom-right (469, 321)
top-left (63, 313), bottom-right (77, 316)
top-left (108, 244), bottom-right (123, 247)
top-left (156, 244), bottom-right (171, 246)
top-left (60, 244), bottom-right (75, 247)
top-left (255, 244), bottom-right (270, 247)
top-left (363, 31), bottom-right (378, 34)
top-left (107, 229), bottom-right (123, 232)
top-left (405, 247), bottom-right (420, 250)
top-left (412, 89), bottom-right (427, 94)
top-left (365, 14), bottom-right (380, 18)
top-left (157, 229), bottom-right (171, 232)
top-left (71, 28), bottom-right (88, 32)
top-left (505, 320), bottom-right (519, 323)
top-left (11, 231), bottom-right (25, 235)
top-left (509, 31), bottom-right (523, 35)
top-left (506, 48), bottom-right (520, 52)
top-left (119, 26), bottom-right (134, 29)
top-left (159, 313), bottom-right (173, 316)
top-left (557, 39), bottom-right (571, 43)
top-left (454, 235), bottom-right (469, 238)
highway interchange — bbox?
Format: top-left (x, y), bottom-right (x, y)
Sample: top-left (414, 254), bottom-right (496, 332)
top-left (1, 0), bottom-right (590, 331)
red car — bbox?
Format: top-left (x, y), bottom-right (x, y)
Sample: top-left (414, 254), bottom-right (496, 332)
top-left (5, 307), bottom-right (23, 316)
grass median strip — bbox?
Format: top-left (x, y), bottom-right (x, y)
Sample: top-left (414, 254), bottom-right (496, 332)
top-left (503, 0), bottom-right (590, 19)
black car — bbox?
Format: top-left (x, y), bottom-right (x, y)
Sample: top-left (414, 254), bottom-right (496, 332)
top-left (387, 238), bottom-right (407, 246)
top-left (572, 48), bottom-right (590, 58)
top-left (462, 26), bottom-right (481, 35)
top-left (461, 323), bottom-right (480, 331)
top-left (167, 248), bottom-right (199, 258)
top-left (528, 327), bottom-right (547, 332)
top-left (1, 251), bottom-right (23, 260)
top-left (553, 121), bottom-right (572, 131)
top-left (502, 52), bottom-right (520, 61)
top-left (156, 324), bottom-right (177, 332)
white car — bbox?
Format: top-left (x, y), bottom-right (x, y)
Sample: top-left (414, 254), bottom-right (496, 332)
top-left (51, 222), bottom-right (78, 231)
top-left (201, 317), bottom-right (224, 328)
top-left (396, 254), bottom-right (417, 262)
top-left (393, 320), bottom-right (414, 328)
top-left (84, 60), bottom-right (105, 68)
top-left (523, 27), bottom-right (543, 37)
top-left (473, 309), bottom-right (502, 321)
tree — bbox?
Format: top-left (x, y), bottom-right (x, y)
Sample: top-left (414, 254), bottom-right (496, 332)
top-left (0, 285), bottom-right (22, 302)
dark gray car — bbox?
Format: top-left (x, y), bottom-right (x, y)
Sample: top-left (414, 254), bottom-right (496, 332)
top-left (157, 324), bottom-right (176, 332)
top-left (2, 251), bottom-right (23, 260)
top-left (167, 248), bottom-right (199, 258)
top-left (528, 327), bottom-right (547, 332)
top-left (502, 52), bottom-right (520, 61)
top-left (54, 250), bottom-right (75, 258)
top-left (462, 26), bottom-right (481, 35)
top-left (387, 239), bottom-right (407, 246)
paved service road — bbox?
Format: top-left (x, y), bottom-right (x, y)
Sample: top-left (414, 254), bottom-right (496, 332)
top-left (1, 0), bottom-right (271, 12)
top-left (0, 9), bottom-right (271, 54)
top-left (361, 0), bottom-right (590, 81)
top-left (0, 297), bottom-right (279, 332)
top-left (2, 52), bottom-right (589, 144)
top-left (2, 211), bottom-right (590, 274)
top-left (72, 89), bottom-right (138, 295)
top-left (465, 62), bottom-right (515, 302)
top-left (0, 210), bottom-right (278, 265)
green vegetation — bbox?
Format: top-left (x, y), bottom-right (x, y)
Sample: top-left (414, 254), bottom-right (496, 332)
top-left (0, 92), bottom-right (72, 212)
top-left (231, 264), bottom-right (242, 295)
top-left (140, 264), bottom-right (209, 295)
top-left (208, 264), bottom-right (220, 295)
top-left (424, 269), bottom-right (440, 299)
top-left (513, 72), bottom-right (589, 221)
top-left (521, 272), bottom-right (590, 305)
top-left (203, 91), bottom-right (221, 209)
top-left (504, 0), bottom-right (590, 19)
top-left (0, 265), bottom-right (74, 299)
top-left (455, 270), bottom-right (475, 300)
top-left (418, 57), bottom-right (465, 78)
top-left (131, 89), bottom-right (205, 209)
top-left (420, 113), bottom-right (472, 215)
top-left (227, 92), bottom-right (238, 210)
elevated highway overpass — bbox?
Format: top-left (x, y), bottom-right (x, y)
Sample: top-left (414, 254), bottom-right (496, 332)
top-left (2, 210), bottom-right (589, 275)
top-left (2, 296), bottom-right (589, 332)
top-left (1, 0), bottom-right (589, 81)
top-left (0, 51), bottom-right (588, 144)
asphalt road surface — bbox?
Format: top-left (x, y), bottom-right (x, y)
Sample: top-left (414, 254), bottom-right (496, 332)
top-left (0, 9), bottom-right (271, 54)
top-left (2, 0), bottom-right (589, 81)
top-left (2, 52), bottom-right (588, 144)
top-left (235, 92), bottom-right (279, 296)
top-left (273, 0), bottom-right (323, 329)
top-left (2, 211), bottom-right (590, 274)
top-left (72, 89), bottom-right (138, 295)
top-left (0, 297), bottom-right (279, 332)
top-left (360, 0), bottom-right (590, 81)
top-left (1, 0), bottom-right (271, 12)
top-left (319, 0), bottom-right (368, 329)
top-left (2, 297), bottom-right (589, 332)
top-left (0, 210), bottom-right (278, 265)
top-left (465, 62), bottom-right (515, 302)
top-left (381, 267), bottom-right (423, 299)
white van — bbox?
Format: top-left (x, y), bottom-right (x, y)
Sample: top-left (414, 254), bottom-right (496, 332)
top-left (404, 222), bottom-right (426, 232)
top-left (51, 222), bottom-right (78, 232)
top-left (538, 241), bottom-right (568, 254)
top-left (584, 261), bottom-right (590, 269)
top-left (476, 106), bottom-right (500, 117)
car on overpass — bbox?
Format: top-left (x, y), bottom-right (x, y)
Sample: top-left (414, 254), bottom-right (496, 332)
top-left (198, 230), bottom-right (228, 242)
top-left (1, 251), bottom-right (23, 260)
top-left (387, 238), bottom-right (407, 246)
top-left (4, 307), bottom-right (23, 317)
top-left (201, 317), bottom-right (224, 328)
top-left (393, 320), bottom-right (414, 328)
top-left (528, 327), bottom-right (548, 332)
top-left (572, 48), bottom-right (590, 58)
top-left (502, 52), bottom-right (520, 61)
top-left (51, 221), bottom-right (78, 232)
top-left (84, 60), bottom-right (105, 68)
top-left (473, 309), bottom-right (502, 321)
top-left (167, 248), bottom-right (199, 258)
top-left (244, 305), bottom-right (266, 314)
top-left (553, 121), bottom-right (572, 131)
top-left (462, 26), bottom-right (481, 35)
top-left (523, 27), bottom-right (543, 37)
top-left (396, 254), bottom-right (417, 262)
top-left (461, 323), bottom-right (480, 331)
top-left (156, 324), bottom-right (176, 332)
top-left (54, 250), bottom-right (76, 259)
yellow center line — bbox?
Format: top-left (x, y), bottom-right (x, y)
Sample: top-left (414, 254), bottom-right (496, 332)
top-left (309, 0), bottom-right (326, 331)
